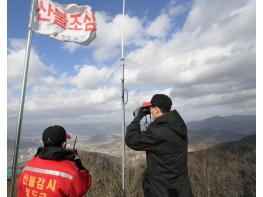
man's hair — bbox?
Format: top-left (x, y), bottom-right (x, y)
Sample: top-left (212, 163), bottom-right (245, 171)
top-left (44, 142), bottom-right (63, 147)
top-left (159, 107), bottom-right (171, 113)
top-left (150, 94), bottom-right (172, 113)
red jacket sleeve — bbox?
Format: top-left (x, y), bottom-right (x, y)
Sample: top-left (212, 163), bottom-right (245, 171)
top-left (68, 170), bottom-right (92, 197)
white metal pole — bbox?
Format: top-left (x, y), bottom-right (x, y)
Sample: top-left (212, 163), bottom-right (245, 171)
top-left (121, 58), bottom-right (125, 195)
top-left (121, 0), bottom-right (125, 59)
top-left (10, 0), bottom-right (36, 196)
top-left (121, 0), bottom-right (126, 195)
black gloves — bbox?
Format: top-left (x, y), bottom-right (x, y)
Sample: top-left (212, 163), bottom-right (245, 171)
top-left (74, 158), bottom-right (87, 171)
top-left (132, 107), bottom-right (150, 123)
top-left (73, 151), bottom-right (88, 171)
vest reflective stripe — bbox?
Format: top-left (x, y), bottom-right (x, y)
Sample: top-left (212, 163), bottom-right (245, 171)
top-left (23, 166), bottom-right (73, 180)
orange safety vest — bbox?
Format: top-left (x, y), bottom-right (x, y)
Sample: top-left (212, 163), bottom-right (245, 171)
top-left (17, 156), bottom-right (91, 197)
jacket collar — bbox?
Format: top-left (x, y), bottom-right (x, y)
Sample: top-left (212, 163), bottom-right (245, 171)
top-left (153, 110), bottom-right (177, 124)
top-left (35, 146), bottom-right (75, 161)
top-left (152, 110), bottom-right (187, 138)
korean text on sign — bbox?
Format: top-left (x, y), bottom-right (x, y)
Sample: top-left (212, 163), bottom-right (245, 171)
top-left (32, 0), bottom-right (96, 45)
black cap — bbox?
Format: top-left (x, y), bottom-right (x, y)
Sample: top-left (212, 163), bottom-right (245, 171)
top-left (42, 125), bottom-right (71, 146)
top-left (150, 94), bottom-right (172, 111)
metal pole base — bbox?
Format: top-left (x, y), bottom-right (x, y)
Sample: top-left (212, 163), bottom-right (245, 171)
top-left (116, 189), bottom-right (125, 197)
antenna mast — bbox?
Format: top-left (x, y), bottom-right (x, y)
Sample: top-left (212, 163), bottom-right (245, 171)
top-left (121, 0), bottom-right (126, 196)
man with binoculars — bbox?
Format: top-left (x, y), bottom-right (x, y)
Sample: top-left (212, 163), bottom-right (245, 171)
top-left (126, 94), bottom-right (193, 197)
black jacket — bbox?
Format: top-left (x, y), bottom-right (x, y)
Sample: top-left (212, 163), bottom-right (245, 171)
top-left (126, 110), bottom-right (193, 197)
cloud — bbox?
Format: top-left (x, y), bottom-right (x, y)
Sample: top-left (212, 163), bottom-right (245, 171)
top-left (184, 0), bottom-right (248, 30)
top-left (92, 12), bottom-right (144, 62)
top-left (165, 1), bottom-right (190, 17)
top-left (62, 11), bottom-right (144, 62)
top-left (71, 65), bottom-right (111, 88)
top-left (7, 0), bottom-right (255, 134)
top-left (7, 40), bottom-right (121, 134)
top-left (183, 0), bottom-right (255, 45)
top-left (146, 14), bottom-right (171, 38)
top-left (61, 1), bottom-right (191, 60)
top-left (7, 38), bottom-right (53, 93)
top-left (122, 0), bottom-right (255, 120)
top-left (144, 0), bottom-right (190, 39)
top-left (62, 42), bottom-right (80, 53)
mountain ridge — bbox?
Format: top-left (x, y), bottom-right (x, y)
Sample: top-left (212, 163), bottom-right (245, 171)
top-left (187, 115), bottom-right (255, 134)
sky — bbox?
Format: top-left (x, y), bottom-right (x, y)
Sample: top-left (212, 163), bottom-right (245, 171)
top-left (6, 0), bottom-right (256, 136)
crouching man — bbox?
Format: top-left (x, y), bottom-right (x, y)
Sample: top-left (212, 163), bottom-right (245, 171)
top-left (17, 125), bottom-right (91, 197)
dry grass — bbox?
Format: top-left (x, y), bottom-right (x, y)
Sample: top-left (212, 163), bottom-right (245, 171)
top-left (80, 143), bottom-right (255, 197)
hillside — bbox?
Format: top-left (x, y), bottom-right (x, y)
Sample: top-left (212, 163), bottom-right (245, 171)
top-left (188, 135), bottom-right (256, 197)
top-left (78, 150), bottom-right (145, 197)
top-left (78, 135), bottom-right (256, 197)
top-left (8, 135), bottom-right (255, 197)
top-left (77, 151), bottom-right (123, 196)
top-left (211, 134), bottom-right (256, 154)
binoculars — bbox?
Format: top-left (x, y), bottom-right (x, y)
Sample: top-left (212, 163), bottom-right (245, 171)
top-left (133, 106), bottom-right (150, 117)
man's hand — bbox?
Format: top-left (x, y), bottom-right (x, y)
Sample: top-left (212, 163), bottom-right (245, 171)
top-left (133, 107), bottom-right (149, 123)
top-left (74, 154), bottom-right (80, 160)
top-left (74, 153), bottom-right (87, 171)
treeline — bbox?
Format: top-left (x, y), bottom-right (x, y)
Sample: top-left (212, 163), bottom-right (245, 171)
top-left (80, 135), bottom-right (255, 197)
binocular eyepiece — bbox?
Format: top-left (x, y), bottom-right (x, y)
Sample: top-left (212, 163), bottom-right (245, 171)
top-left (133, 106), bottom-right (150, 117)
top-left (142, 107), bottom-right (150, 114)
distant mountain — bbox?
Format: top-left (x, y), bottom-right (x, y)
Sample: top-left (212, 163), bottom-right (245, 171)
top-left (186, 115), bottom-right (255, 151)
top-left (87, 134), bottom-right (121, 144)
top-left (187, 115), bottom-right (256, 134)
top-left (7, 138), bottom-right (40, 149)
top-left (188, 128), bottom-right (246, 151)
top-left (87, 134), bottom-right (112, 144)
top-left (83, 115), bottom-right (256, 151)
